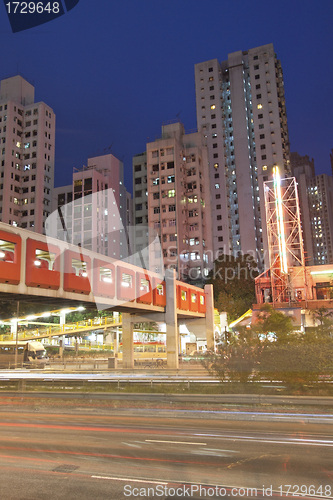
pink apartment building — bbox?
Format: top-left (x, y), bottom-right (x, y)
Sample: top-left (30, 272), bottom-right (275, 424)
top-left (0, 75), bottom-right (55, 234)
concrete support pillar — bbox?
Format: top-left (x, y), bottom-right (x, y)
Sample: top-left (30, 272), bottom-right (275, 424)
top-left (114, 329), bottom-right (119, 359)
top-left (165, 268), bottom-right (178, 369)
top-left (204, 284), bottom-right (215, 351)
top-left (10, 319), bottom-right (18, 336)
top-left (60, 311), bottom-right (66, 326)
top-left (122, 313), bottom-right (134, 369)
top-left (59, 311), bottom-right (66, 356)
top-left (59, 339), bottom-right (63, 358)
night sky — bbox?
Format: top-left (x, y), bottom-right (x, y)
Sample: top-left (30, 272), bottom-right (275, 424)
top-left (1, 0), bottom-right (332, 194)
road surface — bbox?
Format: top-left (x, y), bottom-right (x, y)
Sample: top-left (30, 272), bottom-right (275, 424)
top-left (0, 406), bottom-right (332, 499)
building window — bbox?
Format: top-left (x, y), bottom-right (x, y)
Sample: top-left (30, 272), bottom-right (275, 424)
top-left (261, 155), bottom-right (267, 160)
top-left (208, 67), bottom-right (213, 72)
top-left (260, 144), bottom-right (266, 150)
top-left (215, 194), bottom-right (220, 199)
top-left (210, 105), bottom-right (216, 110)
top-left (213, 143), bottom-right (217, 149)
top-left (255, 74), bottom-right (260, 80)
top-left (213, 153), bottom-right (218, 158)
top-left (216, 204), bottom-right (221, 209)
top-left (256, 93), bottom-right (262, 99)
top-left (218, 226), bottom-right (222, 231)
top-left (258, 114), bottom-right (263, 119)
top-left (217, 215), bottom-right (222, 220)
top-left (254, 64), bottom-right (259, 70)
top-left (260, 134), bottom-right (265, 139)
top-left (135, 165), bottom-right (141, 172)
top-left (256, 84), bottom-right (261, 89)
top-left (153, 207), bottom-right (160, 214)
top-left (218, 236), bottom-right (223, 242)
top-left (254, 55), bottom-right (258, 60)
top-left (259, 124), bottom-right (264, 129)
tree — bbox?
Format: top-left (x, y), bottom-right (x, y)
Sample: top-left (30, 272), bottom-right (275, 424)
top-left (206, 253), bottom-right (258, 321)
top-left (252, 304), bottom-right (296, 344)
top-left (253, 305), bottom-right (333, 388)
top-left (310, 307), bottom-right (333, 339)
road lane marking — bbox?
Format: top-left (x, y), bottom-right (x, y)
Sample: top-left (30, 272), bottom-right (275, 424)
top-left (91, 475), bottom-right (167, 484)
top-left (194, 433), bottom-right (333, 446)
top-left (145, 440), bottom-right (206, 445)
top-left (122, 442), bottom-right (142, 448)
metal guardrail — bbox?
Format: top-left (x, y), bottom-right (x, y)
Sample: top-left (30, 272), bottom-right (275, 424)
top-left (0, 384), bottom-right (333, 407)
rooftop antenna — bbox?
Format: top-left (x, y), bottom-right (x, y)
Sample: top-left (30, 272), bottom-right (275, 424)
top-left (103, 143), bottom-right (113, 153)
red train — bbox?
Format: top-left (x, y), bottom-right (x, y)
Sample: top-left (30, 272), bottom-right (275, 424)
top-left (0, 227), bottom-right (206, 313)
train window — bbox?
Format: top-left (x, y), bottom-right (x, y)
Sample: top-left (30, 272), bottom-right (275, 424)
top-left (140, 278), bottom-right (149, 293)
top-left (181, 290), bottom-right (187, 301)
top-left (144, 345), bottom-right (156, 353)
top-left (157, 346), bottom-right (166, 353)
top-left (134, 346), bottom-right (144, 353)
top-left (71, 258), bottom-right (87, 277)
top-left (121, 273), bottom-right (132, 288)
top-left (200, 295), bottom-right (205, 305)
top-left (100, 267), bottom-right (112, 283)
top-left (156, 284), bottom-right (164, 295)
top-left (35, 248), bottom-right (55, 270)
top-left (0, 239), bottom-right (15, 262)
top-left (191, 293), bottom-right (197, 303)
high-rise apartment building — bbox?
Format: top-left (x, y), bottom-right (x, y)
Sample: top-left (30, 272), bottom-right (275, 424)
top-left (194, 43), bottom-right (290, 270)
top-left (0, 75), bottom-right (55, 233)
top-left (133, 151), bottom-right (148, 261)
top-left (291, 152), bottom-right (333, 266)
top-left (52, 153), bottom-right (129, 260)
top-left (134, 121), bottom-right (213, 283)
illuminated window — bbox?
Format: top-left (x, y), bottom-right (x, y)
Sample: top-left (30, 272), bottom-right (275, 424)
top-left (257, 104), bottom-right (263, 109)
top-left (262, 165), bottom-right (267, 171)
top-left (140, 278), bottom-right (150, 293)
top-left (210, 105), bottom-right (216, 110)
top-left (122, 273), bottom-right (132, 288)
